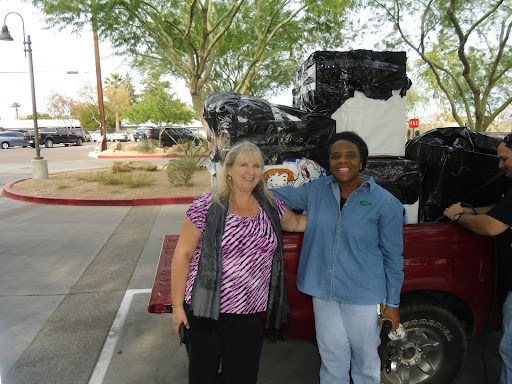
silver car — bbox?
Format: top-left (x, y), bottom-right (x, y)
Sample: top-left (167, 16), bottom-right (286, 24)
top-left (0, 131), bottom-right (28, 149)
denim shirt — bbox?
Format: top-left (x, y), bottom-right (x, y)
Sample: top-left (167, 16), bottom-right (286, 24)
top-left (272, 174), bottom-right (404, 306)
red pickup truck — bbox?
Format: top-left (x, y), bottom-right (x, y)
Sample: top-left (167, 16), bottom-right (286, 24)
top-left (149, 220), bottom-right (504, 384)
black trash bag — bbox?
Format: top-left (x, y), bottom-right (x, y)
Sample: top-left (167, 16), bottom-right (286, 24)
top-left (203, 92), bottom-right (336, 169)
top-left (405, 127), bottom-right (507, 222)
top-left (292, 50), bottom-right (412, 115)
top-left (365, 159), bottom-right (421, 205)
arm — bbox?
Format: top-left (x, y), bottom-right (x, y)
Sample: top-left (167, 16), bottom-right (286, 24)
top-left (271, 185), bottom-right (309, 211)
top-left (444, 203), bottom-right (508, 236)
top-left (171, 218), bottom-right (203, 336)
top-left (380, 199), bottom-right (405, 332)
top-left (280, 207), bottom-right (307, 232)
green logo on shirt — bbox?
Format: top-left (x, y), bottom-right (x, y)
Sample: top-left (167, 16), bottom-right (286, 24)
top-left (360, 198), bottom-right (373, 210)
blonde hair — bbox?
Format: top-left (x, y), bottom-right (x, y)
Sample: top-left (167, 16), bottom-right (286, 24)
top-left (214, 141), bottom-right (275, 208)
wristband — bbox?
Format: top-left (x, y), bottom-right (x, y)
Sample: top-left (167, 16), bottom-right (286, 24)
top-left (386, 302), bottom-right (399, 308)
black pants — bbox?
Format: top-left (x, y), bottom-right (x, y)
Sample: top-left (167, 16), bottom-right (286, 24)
top-left (185, 308), bottom-right (264, 384)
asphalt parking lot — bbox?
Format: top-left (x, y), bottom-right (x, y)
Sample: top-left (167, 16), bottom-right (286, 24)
top-left (0, 143), bottom-right (503, 384)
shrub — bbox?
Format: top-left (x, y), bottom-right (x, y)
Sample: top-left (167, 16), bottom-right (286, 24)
top-left (137, 139), bottom-right (157, 154)
top-left (167, 158), bottom-right (198, 186)
top-left (123, 173), bottom-right (156, 188)
top-left (175, 139), bottom-right (209, 166)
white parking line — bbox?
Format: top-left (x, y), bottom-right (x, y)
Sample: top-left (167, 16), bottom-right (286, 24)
top-left (88, 288), bottom-right (152, 384)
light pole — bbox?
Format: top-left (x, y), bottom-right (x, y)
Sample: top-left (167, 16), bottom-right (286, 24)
top-left (0, 12), bottom-right (48, 179)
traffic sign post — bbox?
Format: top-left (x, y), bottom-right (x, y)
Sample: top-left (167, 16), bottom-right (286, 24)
top-left (410, 118), bottom-right (419, 137)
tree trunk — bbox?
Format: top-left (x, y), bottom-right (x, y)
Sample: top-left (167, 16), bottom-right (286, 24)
top-left (190, 89), bottom-right (207, 130)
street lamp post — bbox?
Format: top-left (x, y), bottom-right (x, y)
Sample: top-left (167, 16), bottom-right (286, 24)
top-left (0, 12), bottom-right (48, 179)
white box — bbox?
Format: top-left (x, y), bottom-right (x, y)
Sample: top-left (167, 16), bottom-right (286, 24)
top-left (331, 90), bottom-right (406, 157)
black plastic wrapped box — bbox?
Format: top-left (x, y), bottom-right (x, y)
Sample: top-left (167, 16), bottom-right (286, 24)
top-left (203, 92), bottom-right (336, 170)
top-left (292, 50), bottom-right (412, 115)
top-left (292, 50), bottom-right (412, 156)
top-left (405, 127), bottom-right (508, 222)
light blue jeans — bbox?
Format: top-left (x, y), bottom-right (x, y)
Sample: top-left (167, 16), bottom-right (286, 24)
top-left (500, 292), bottom-right (512, 384)
top-left (313, 297), bottom-right (381, 384)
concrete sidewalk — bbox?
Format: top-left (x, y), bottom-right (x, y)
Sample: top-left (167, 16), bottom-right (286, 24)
top-left (0, 197), bottom-right (323, 384)
top-left (0, 193), bottom-right (502, 384)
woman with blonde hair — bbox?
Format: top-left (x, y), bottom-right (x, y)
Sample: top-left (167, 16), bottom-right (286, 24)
top-left (171, 141), bottom-right (306, 384)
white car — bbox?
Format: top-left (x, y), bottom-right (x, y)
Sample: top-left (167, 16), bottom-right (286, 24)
top-left (111, 130), bottom-right (129, 142)
top-left (188, 127), bottom-right (207, 138)
top-left (91, 130), bottom-right (103, 142)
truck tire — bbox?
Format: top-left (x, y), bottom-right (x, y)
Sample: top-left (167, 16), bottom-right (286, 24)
top-left (30, 144), bottom-right (35, 148)
top-left (45, 139), bottom-right (54, 148)
top-left (380, 305), bottom-right (467, 384)
top-left (76, 137), bottom-right (83, 146)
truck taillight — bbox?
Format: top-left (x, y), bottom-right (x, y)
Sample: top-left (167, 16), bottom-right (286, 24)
top-left (147, 133), bottom-right (153, 138)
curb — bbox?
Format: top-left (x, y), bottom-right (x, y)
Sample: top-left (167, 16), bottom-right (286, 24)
top-left (2, 179), bottom-right (197, 206)
top-left (88, 152), bottom-right (210, 159)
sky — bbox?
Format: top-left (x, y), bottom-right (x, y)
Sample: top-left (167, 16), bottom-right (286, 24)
top-left (0, 1), bottom-right (292, 123)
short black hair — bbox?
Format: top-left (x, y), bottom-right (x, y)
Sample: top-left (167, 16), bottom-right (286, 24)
top-left (328, 131), bottom-right (369, 170)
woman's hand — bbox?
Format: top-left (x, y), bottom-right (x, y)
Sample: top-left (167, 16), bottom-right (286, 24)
top-left (172, 305), bottom-right (190, 336)
top-left (383, 306), bottom-right (400, 332)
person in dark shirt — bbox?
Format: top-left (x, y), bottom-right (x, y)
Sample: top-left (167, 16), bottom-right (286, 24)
top-left (444, 133), bottom-right (512, 384)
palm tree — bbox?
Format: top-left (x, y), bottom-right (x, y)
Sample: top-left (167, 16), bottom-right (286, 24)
top-left (11, 102), bottom-right (21, 119)
top-left (104, 73), bottom-right (132, 131)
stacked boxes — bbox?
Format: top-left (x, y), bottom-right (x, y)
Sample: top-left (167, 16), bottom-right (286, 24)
top-left (292, 50), bottom-right (412, 156)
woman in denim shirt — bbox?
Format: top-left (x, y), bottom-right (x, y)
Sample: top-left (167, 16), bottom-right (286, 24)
top-left (272, 131), bottom-right (404, 384)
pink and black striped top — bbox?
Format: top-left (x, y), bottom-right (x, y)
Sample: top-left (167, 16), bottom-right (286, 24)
top-left (184, 192), bottom-right (286, 314)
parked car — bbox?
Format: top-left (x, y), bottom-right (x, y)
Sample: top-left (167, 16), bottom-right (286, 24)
top-left (143, 127), bottom-right (203, 147)
top-left (71, 128), bottom-right (91, 142)
top-left (0, 131), bottom-right (28, 149)
top-left (187, 127), bottom-right (207, 138)
top-left (111, 130), bottom-right (129, 142)
top-left (23, 127), bottom-right (83, 148)
top-left (91, 130), bottom-right (103, 142)
top-left (91, 130), bottom-right (115, 142)
top-left (130, 127), bottom-right (149, 142)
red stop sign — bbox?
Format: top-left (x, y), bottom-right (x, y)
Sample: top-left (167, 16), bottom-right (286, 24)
top-left (410, 118), bottom-right (419, 128)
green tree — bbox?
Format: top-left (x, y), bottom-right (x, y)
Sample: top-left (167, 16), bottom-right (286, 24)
top-left (74, 82), bottom-right (116, 129)
top-left (104, 73), bottom-right (132, 131)
top-left (369, 0), bottom-right (512, 132)
top-left (45, 92), bottom-right (79, 128)
top-left (124, 80), bottom-right (196, 146)
top-left (31, 0), bottom-right (356, 127)
top-left (11, 102), bottom-right (21, 119)
top-left (25, 112), bottom-right (53, 120)
top-left (73, 102), bottom-right (116, 129)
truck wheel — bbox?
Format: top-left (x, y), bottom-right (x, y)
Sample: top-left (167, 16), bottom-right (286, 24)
top-left (30, 144), bottom-right (35, 148)
top-left (76, 137), bottom-right (83, 146)
top-left (45, 139), bottom-right (54, 148)
top-left (380, 305), bottom-right (467, 384)
top-left (1, 142), bottom-right (9, 149)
